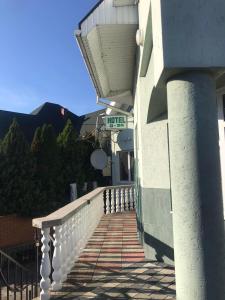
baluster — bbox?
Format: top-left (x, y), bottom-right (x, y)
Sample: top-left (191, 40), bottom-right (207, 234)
top-left (77, 211), bottom-right (81, 256)
top-left (72, 216), bottom-right (76, 259)
top-left (63, 221), bottom-right (69, 276)
top-left (106, 189), bottom-right (110, 214)
top-left (74, 214), bottom-right (79, 261)
top-left (84, 205), bottom-right (89, 244)
top-left (121, 188), bottom-right (124, 212)
top-left (125, 188), bottom-right (129, 211)
top-left (69, 218), bottom-right (74, 269)
top-left (133, 187), bottom-right (136, 209)
top-left (78, 211), bottom-right (82, 255)
top-left (61, 223), bottom-right (67, 282)
top-left (65, 221), bottom-right (71, 274)
top-left (40, 228), bottom-right (51, 300)
top-left (80, 208), bottom-right (85, 249)
top-left (111, 188), bottom-right (115, 213)
top-left (116, 189), bottom-right (120, 212)
top-left (129, 187), bottom-right (133, 210)
top-left (52, 226), bottom-right (62, 291)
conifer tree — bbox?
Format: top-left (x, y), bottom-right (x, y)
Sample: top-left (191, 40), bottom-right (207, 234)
top-left (31, 124), bottom-right (62, 214)
top-left (0, 119), bottom-right (36, 216)
top-left (57, 119), bottom-right (80, 200)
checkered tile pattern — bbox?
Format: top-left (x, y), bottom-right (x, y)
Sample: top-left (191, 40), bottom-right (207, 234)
top-left (51, 212), bottom-right (176, 299)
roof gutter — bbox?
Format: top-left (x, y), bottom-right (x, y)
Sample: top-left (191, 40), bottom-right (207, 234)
top-left (75, 30), bottom-right (101, 97)
top-left (97, 96), bottom-right (133, 117)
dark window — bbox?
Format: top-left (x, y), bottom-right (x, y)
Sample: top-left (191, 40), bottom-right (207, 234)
top-left (119, 152), bottom-right (129, 181)
top-left (119, 151), bottom-right (134, 182)
top-left (130, 151), bottom-right (134, 181)
top-left (223, 95), bottom-right (225, 120)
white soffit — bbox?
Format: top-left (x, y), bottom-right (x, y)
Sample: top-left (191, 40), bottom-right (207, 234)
top-left (77, 0), bottom-right (138, 103)
top-left (113, 0), bottom-right (137, 7)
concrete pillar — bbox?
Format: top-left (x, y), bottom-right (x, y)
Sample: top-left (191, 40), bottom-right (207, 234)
top-left (167, 71), bottom-right (225, 300)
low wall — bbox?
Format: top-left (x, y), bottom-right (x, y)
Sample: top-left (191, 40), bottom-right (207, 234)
top-left (0, 215), bottom-right (35, 249)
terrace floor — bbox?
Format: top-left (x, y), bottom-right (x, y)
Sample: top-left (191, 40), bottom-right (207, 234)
top-left (51, 212), bottom-right (176, 300)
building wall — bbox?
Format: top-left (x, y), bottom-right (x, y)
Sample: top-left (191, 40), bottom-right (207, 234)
top-left (0, 215), bottom-right (35, 249)
top-left (134, 4), bottom-right (174, 264)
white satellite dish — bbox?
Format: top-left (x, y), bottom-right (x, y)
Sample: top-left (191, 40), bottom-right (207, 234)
top-left (117, 128), bottom-right (134, 150)
top-left (90, 149), bottom-right (108, 170)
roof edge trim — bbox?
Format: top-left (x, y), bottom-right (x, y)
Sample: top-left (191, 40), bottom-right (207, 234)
top-left (78, 0), bottom-right (104, 29)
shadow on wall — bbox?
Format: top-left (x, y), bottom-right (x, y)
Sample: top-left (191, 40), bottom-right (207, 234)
top-left (144, 231), bottom-right (174, 263)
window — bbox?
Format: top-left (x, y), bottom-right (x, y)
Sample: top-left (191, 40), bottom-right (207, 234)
top-left (118, 151), bottom-right (134, 182)
top-left (223, 95), bottom-right (225, 120)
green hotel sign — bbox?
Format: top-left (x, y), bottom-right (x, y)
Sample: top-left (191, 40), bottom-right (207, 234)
top-left (104, 115), bottom-right (127, 130)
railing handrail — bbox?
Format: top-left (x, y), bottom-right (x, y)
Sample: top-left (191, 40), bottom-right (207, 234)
top-left (0, 249), bottom-right (31, 274)
top-left (105, 184), bottom-right (134, 189)
top-left (32, 185), bottom-right (134, 229)
top-left (32, 187), bottom-right (105, 229)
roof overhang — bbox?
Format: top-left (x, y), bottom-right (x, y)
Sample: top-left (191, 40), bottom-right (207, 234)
top-left (75, 0), bottom-right (138, 106)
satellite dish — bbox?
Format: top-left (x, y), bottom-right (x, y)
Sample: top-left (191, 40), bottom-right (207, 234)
top-left (90, 149), bottom-right (108, 170)
top-left (117, 128), bottom-right (134, 150)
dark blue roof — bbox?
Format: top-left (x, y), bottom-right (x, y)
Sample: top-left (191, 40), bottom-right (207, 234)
top-left (0, 102), bottom-right (104, 142)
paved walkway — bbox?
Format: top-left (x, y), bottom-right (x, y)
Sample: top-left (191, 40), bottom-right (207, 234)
top-left (51, 212), bottom-right (176, 300)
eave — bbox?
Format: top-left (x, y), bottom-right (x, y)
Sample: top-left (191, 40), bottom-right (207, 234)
top-left (75, 0), bottom-right (138, 106)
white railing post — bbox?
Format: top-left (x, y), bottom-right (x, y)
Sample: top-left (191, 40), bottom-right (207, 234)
top-left (69, 218), bottom-right (74, 270)
top-left (61, 223), bottom-right (67, 282)
top-left (40, 228), bottom-right (51, 300)
top-left (52, 226), bottom-right (62, 291)
top-left (73, 214), bottom-right (78, 261)
top-left (116, 188), bottom-right (120, 212)
top-left (77, 210), bottom-right (82, 256)
top-left (121, 188), bottom-right (125, 212)
top-left (132, 186), bottom-right (136, 209)
top-left (64, 221), bottom-right (70, 279)
top-left (129, 187), bottom-right (133, 210)
top-left (106, 189), bottom-right (110, 214)
top-left (125, 188), bottom-right (129, 210)
top-left (111, 188), bottom-right (115, 213)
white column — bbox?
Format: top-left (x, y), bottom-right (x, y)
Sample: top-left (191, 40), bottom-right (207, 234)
top-left (52, 226), bottom-right (62, 291)
top-left (40, 228), bottom-right (51, 300)
top-left (167, 71), bottom-right (225, 300)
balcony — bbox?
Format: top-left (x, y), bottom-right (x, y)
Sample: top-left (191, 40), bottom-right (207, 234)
top-left (33, 185), bottom-right (176, 300)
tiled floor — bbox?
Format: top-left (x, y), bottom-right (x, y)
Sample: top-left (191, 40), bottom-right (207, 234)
top-left (51, 212), bottom-right (176, 300)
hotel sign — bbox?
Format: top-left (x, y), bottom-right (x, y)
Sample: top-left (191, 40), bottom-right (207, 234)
top-left (104, 115), bottom-right (127, 130)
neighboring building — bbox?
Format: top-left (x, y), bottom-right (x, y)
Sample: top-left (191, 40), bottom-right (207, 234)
top-left (0, 102), bottom-right (105, 142)
top-left (76, 1), bottom-right (225, 299)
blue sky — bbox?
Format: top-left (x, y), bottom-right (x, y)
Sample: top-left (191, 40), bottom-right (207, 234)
top-left (0, 0), bottom-right (102, 116)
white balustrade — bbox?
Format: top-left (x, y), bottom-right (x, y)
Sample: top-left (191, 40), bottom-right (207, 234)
top-left (32, 185), bottom-right (135, 299)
